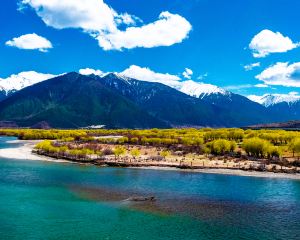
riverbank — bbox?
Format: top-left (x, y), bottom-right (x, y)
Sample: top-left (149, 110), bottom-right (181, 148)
top-left (1, 139), bottom-right (300, 180)
top-left (0, 140), bottom-right (69, 162)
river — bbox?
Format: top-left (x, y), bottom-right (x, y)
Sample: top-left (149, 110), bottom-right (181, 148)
top-left (0, 136), bottom-right (300, 240)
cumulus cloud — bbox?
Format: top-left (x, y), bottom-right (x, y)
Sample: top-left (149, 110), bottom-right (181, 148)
top-left (97, 12), bottom-right (192, 50)
top-left (256, 62), bottom-right (300, 87)
top-left (5, 33), bottom-right (52, 52)
top-left (224, 84), bottom-right (253, 91)
top-left (0, 71), bottom-right (56, 92)
top-left (254, 83), bottom-right (268, 88)
top-left (115, 13), bottom-right (142, 26)
top-left (244, 62), bottom-right (260, 71)
top-left (21, 0), bottom-right (192, 51)
top-left (182, 68), bottom-right (193, 79)
top-left (197, 73), bottom-right (208, 80)
top-left (119, 65), bottom-right (181, 87)
top-left (249, 30), bottom-right (299, 58)
top-left (118, 65), bottom-right (224, 97)
top-left (20, 0), bottom-right (118, 32)
top-left (79, 68), bottom-right (104, 76)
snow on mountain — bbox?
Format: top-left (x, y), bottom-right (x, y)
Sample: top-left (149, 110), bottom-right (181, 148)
top-left (0, 68), bottom-right (229, 103)
top-left (248, 93), bottom-right (300, 107)
top-left (178, 80), bottom-right (228, 98)
top-left (79, 66), bottom-right (228, 99)
top-left (0, 71), bottom-right (55, 94)
top-left (112, 72), bottom-right (228, 99)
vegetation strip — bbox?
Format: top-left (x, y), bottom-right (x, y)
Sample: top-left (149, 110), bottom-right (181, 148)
top-left (1, 128), bottom-right (300, 174)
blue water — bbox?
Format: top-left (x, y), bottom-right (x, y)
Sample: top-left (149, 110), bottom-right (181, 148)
top-left (0, 137), bottom-right (300, 240)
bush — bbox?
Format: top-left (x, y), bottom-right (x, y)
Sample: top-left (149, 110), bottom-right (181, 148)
top-left (208, 139), bottom-right (234, 155)
top-left (242, 138), bottom-right (271, 158)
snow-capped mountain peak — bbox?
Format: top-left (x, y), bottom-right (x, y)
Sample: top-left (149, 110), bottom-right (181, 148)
top-left (178, 80), bottom-right (228, 98)
top-left (248, 93), bottom-right (300, 107)
top-left (0, 71), bottom-right (55, 94)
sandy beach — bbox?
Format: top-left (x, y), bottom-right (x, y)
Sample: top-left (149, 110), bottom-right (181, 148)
top-left (0, 140), bottom-right (69, 162)
top-left (1, 139), bottom-right (300, 180)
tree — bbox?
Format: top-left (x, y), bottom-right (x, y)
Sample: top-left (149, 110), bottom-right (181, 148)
top-left (130, 148), bottom-right (141, 159)
top-left (267, 146), bottom-right (282, 159)
top-left (242, 138), bottom-right (271, 158)
top-left (113, 146), bottom-right (126, 160)
top-left (229, 141), bottom-right (237, 152)
top-left (288, 138), bottom-right (300, 158)
top-left (209, 139), bottom-right (232, 155)
top-left (160, 150), bottom-right (170, 160)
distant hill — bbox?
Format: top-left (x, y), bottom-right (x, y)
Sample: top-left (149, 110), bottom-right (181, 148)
top-left (247, 120), bottom-right (300, 129)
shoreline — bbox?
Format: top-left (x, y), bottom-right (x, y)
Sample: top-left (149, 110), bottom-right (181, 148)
top-left (1, 139), bottom-right (300, 180)
top-left (0, 139), bottom-right (70, 163)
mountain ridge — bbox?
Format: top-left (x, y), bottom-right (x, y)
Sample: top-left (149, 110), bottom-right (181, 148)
top-left (0, 72), bottom-right (300, 128)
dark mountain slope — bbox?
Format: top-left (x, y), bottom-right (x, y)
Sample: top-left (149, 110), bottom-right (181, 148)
top-left (96, 73), bottom-right (277, 127)
top-left (247, 120), bottom-right (300, 129)
top-left (0, 90), bottom-right (7, 102)
top-left (0, 73), bottom-right (168, 128)
top-left (267, 101), bottom-right (300, 122)
top-left (97, 73), bottom-right (225, 127)
top-left (200, 92), bottom-right (275, 126)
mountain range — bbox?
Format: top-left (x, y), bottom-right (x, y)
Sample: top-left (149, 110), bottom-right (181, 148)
top-left (0, 72), bottom-right (299, 129)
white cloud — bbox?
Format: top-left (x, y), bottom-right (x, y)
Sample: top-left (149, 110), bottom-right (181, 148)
top-left (21, 0), bottom-right (118, 32)
top-left (197, 73), bottom-right (208, 80)
top-left (0, 71), bottom-right (56, 92)
top-left (249, 30), bottom-right (299, 58)
top-left (244, 62), bottom-right (260, 71)
top-left (97, 11), bottom-right (192, 50)
top-left (5, 33), bottom-right (52, 52)
top-left (256, 62), bottom-right (300, 87)
top-left (182, 68), bottom-right (193, 79)
top-left (119, 65), bottom-right (181, 87)
top-left (21, 1), bottom-right (192, 51)
top-left (254, 83), bottom-right (268, 88)
top-left (224, 84), bottom-right (253, 90)
top-left (115, 13), bottom-right (142, 26)
top-left (79, 68), bottom-right (104, 76)
top-left (118, 65), bottom-right (226, 97)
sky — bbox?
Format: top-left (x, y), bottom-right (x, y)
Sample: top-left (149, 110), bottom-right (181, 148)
top-left (1, 0), bottom-right (300, 99)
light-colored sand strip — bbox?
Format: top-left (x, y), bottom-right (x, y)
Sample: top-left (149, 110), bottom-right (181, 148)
top-left (0, 140), bottom-right (69, 163)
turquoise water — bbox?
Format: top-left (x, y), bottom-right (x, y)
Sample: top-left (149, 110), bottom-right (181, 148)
top-left (0, 137), bottom-right (300, 240)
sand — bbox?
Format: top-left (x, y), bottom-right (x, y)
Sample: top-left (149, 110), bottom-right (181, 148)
top-left (0, 140), bottom-right (68, 162)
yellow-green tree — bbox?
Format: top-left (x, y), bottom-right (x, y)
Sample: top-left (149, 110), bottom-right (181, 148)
top-left (113, 146), bottom-right (126, 160)
top-left (160, 150), bottom-right (170, 159)
top-left (130, 148), bottom-right (141, 159)
top-left (242, 138), bottom-right (271, 158)
top-left (288, 138), bottom-right (300, 157)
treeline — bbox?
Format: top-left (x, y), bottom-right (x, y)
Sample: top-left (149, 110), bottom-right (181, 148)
top-left (34, 140), bottom-right (140, 161)
top-left (3, 128), bottom-right (300, 160)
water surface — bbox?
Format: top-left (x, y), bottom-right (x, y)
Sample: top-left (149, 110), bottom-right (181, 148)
top-left (0, 137), bottom-right (300, 240)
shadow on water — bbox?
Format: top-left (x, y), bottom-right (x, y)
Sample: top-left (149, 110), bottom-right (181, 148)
top-left (69, 184), bottom-right (300, 224)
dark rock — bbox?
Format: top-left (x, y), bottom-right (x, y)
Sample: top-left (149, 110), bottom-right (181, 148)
top-left (125, 196), bottom-right (156, 202)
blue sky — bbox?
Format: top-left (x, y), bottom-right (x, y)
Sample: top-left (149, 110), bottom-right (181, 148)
top-left (1, 0), bottom-right (300, 98)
